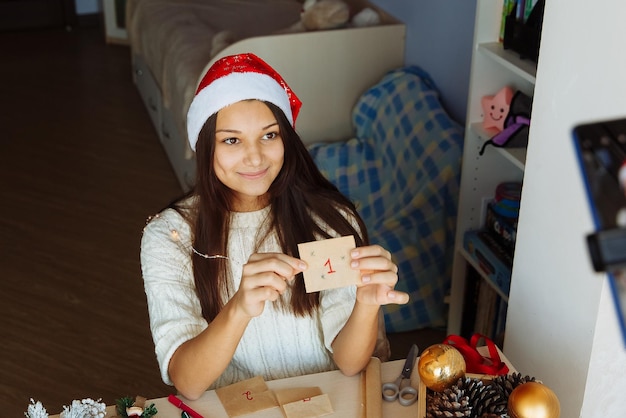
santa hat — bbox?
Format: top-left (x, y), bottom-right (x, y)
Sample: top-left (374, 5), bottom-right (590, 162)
top-left (186, 53), bottom-right (302, 151)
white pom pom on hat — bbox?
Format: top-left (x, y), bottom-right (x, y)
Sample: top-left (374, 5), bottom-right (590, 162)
top-left (186, 53), bottom-right (302, 151)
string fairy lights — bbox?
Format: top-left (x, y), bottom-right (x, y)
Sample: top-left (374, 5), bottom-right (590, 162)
top-left (144, 213), bottom-right (229, 261)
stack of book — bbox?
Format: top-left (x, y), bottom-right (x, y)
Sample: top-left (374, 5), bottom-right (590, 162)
top-left (461, 182), bottom-right (522, 342)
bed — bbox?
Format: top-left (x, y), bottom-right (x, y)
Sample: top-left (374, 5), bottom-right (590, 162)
top-left (126, 0), bottom-right (406, 190)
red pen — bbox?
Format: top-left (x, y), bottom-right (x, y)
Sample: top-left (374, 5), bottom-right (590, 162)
top-left (168, 394), bottom-right (204, 418)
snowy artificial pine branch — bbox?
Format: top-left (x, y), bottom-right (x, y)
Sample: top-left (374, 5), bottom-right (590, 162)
top-left (25, 398), bottom-right (106, 418)
top-left (25, 398), bottom-right (48, 418)
top-left (60, 398), bottom-right (106, 418)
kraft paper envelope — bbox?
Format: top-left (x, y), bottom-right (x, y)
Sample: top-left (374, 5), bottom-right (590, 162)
top-left (298, 235), bottom-right (360, 293)
top-left (281, 394), bottom-right (333, 418)
top-left (274, 387), bottom-right (322, 405)
top-left (216, 376), bottom-right (278, 417)
top-left (274, 387), bottom-right (332, 418)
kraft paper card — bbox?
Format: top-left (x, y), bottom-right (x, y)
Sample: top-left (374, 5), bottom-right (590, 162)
top-left (281, 394), bottom-right (333, 418)
top-left (216, 376), bottom-right (278, 417)
top-left (298, 235), bottom-right (359, 293)
top-left (274, 387), bottom-right (322, 405)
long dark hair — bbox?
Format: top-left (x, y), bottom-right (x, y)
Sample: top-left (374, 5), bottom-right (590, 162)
top-left (172, 101), bottom-right (368, 321)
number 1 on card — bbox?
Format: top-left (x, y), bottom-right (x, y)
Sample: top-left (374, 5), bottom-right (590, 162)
top-left (324, 258), bottom-right (336, 274)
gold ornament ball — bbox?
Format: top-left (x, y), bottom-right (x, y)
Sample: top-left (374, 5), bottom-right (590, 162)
top-left (508, 381), bottom-right (561, 418)
top-left (417, 344), bottom-right (466, 392)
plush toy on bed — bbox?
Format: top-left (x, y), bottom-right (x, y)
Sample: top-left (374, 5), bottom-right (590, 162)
top-left (210, 0), bottom-right (380, 57)
top-left (287, 0), bottom-right (350, 32)
top-left (282, 0), bottom-right (382, 32)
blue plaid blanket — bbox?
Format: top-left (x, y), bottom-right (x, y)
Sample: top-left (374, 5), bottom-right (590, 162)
top-left (308, 66), bottom-right (464, 332)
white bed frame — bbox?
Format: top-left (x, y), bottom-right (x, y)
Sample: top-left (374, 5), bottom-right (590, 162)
top-left (130, 0), bottom-right (406, 191)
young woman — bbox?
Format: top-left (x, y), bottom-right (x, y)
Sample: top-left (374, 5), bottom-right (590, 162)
top-left (140, 53), bottom-right (410, 400)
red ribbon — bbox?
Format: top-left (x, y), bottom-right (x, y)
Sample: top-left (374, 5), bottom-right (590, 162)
top-left (443, 334), bottom-right (509, 375)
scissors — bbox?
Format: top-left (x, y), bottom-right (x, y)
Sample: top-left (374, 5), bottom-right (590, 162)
top-left (381, 344), bottom-right (419, 406)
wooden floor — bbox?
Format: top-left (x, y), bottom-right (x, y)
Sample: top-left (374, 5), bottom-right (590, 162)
top-left (0, 24), bottom-right (444, 416)
top-left (0, 25), bottom-right (181, 416)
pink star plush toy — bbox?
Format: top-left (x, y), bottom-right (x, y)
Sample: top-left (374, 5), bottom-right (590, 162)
top-left (481, 86), bottom-right (514, 132)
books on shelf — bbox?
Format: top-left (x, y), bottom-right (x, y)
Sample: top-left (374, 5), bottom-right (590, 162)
top-left (500, 0), bottom-right (541, 42)
top-left (462, 264), bottom-right (509, 343)
top-left (484, 201), bottom-right (518, 257)
top-left (463, 229), bottom-right (513, 297)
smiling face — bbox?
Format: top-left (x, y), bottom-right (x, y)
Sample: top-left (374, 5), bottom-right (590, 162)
top-left (213, 100), bottom-right (285, 212)
top-left (481, 86), bottom-right (514, 132)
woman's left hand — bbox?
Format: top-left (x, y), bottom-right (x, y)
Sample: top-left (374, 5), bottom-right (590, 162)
top-left (350, 245), bottom-right (409, 306)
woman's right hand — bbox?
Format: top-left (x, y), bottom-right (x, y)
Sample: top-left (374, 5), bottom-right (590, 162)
top-left (232, 253), bottom-right (307, 317)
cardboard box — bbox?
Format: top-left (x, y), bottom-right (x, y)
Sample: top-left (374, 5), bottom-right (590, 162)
top-left (417, 346), bottom-right (517, 418)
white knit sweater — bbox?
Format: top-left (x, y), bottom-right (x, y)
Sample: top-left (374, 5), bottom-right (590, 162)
top-left (140, 205), bottom-right (356, 388)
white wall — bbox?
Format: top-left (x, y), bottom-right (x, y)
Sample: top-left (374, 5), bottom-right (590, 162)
top-left (504, 0), bottom-right (626, 416)
top-left (369, 0), bottom-right (475, 124)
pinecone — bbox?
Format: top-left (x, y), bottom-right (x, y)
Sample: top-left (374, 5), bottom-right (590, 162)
top-left (426, 374), bottom-right (537, 418)
top-left (455, 377), bottom-right (507, 417)
top-left (426, 380), bottom-right (471, 418)
top-left (426, 376), bottom-right (514, 418)
top-left (492, 373), bottom-right (536, 399)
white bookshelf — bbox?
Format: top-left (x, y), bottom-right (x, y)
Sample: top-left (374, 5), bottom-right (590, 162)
top-left (447, 0), bottom-right (537, 336)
